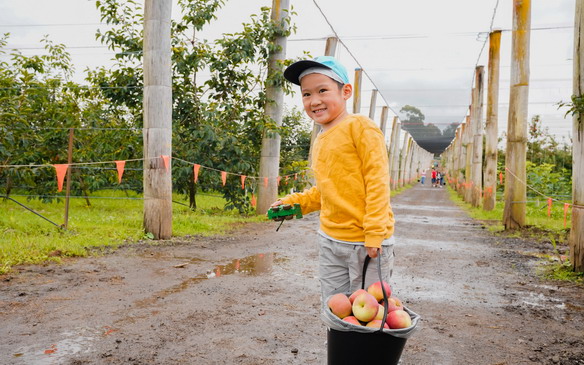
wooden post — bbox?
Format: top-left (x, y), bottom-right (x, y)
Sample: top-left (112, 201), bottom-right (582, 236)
top-left (390, 118), bottom-right (401, 190)
top-left (471, 66), bottom-right (485, 207)
top-left (503, 0), bottom-right (531, 230)
top-left (464, 115), bottom-right (473, 203)
top-left (484, 30), bottom-right (502, 211)
top-left (324, 35), bottom-right (338, 56)
top-left (143, 0), bottom-right (172, 239)
top-left (457, 123), bottom-right (467, 194)
top-left (403, 136), bottom-right (414, 186)
top-left (398, 131), bottom-right (410, 188)
top-left (353, 68), bottom-right (363, 114)
top-left (369, 89), bottom-right (378, 121)
top-left (63, 128), bottom-right (74, 229)
top-left (307, 36), bottom-right (337, 173)
top-left (257, 0), bottom-right (290, 214)
top-left (450, 124), bottom-right (462, 191)
top-left (379, 106), bottom-right (389, 136)
top-left (571, 0), bottom-right (584, 272)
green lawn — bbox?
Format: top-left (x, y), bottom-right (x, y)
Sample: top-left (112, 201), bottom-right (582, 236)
top-left (446, 187), bottom-right (572, 235)
top-left (0, 191), bottom-right (264, 274)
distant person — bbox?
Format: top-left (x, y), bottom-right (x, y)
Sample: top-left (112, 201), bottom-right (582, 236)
top-left (420, 168), bottom-right (427, 185)
top-left (440, 172), bottom-right (445, 187)
top-left (270, 56), bottom-right (395, 303)
top-left (431, 168), bottom-right (437, 187)
top-left (436, 171), bottom-right (442, 188)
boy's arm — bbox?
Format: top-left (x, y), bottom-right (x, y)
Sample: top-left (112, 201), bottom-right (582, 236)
top-left (279, 185), bottom-right (321, 215)
top-left (355, 125), bottom-right (395, 249)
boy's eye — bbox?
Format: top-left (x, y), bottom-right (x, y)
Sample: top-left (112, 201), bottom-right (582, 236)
top-left (319, 88), bottom-right (327, 93)
top-left (302, 92), bottom-right (310, 97)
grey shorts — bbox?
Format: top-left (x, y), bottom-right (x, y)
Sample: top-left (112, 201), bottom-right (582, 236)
top-left (317, 234), bottom-right (395, 302)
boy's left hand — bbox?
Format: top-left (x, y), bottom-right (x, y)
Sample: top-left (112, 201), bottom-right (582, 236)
top-left (366, 247), bottom-right (381, 258)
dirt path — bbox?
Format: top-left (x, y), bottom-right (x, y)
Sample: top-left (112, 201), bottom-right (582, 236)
top-left (1, 184), bottom-right (583, 365)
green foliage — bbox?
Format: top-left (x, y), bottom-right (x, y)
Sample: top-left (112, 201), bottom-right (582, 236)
top-left (525, 161), bottom-right (571, 198)
top-left (0, 34), bottom-right (142, 201)
top-left (558, 94), bottom-right (584, 118)
top-left (399, 104), bottom-right (449, 139)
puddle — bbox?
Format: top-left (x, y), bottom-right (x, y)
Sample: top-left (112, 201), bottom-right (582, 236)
top-left (211, 253), bottom-right (285, 277)
top-left (10, 327), bottom-right (98, 364)
top-left (513, 292), bottom-right (566, 310)
top-left (133, 253), bottom-right (287, 309)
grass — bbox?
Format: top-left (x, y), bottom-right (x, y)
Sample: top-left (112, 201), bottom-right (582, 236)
top-left (446, 187), bottom-right (571, 237)
top-left (446, 186), bottom-right (582, 284)
top-left (0, 191), bottom-right (264, 274)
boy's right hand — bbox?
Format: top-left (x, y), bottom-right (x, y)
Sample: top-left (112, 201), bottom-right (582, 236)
top-left (270, 200), bottom-right (283, 208)
top-left (266, 200), bottom-right (283, 217)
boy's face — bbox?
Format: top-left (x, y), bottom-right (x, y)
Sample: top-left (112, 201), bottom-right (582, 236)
top-left (300, 73), bottom-right (352, 130)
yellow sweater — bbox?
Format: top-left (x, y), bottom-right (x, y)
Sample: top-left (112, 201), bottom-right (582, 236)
top-left (281, 114), bottom-right (394, 248)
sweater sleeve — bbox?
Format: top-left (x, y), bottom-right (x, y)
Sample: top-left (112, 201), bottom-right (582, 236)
top-left (280, 185), bottom-right (322, 215)
top-left (354, 124), bottom-right (394, 248)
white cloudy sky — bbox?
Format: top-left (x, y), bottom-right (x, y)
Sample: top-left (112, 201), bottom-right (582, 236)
top-left (0, 0), bottom-right (576, 145)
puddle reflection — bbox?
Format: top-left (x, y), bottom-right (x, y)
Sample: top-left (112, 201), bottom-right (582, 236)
top-left (210, 253), bottom-right (276, 278)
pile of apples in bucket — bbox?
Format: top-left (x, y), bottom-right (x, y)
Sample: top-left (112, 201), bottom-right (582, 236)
top-left (328, 281), bottom-right (412, 329)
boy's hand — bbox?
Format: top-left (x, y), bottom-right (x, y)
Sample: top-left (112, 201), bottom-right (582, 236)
top-left (270, 200), bottom-right (283, 208)
top-left (266, 200), bottom-right (283, 217)
top-left (366, 247), bottom-right (381, 258)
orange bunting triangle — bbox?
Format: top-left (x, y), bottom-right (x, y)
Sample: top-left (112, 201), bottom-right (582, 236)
top-left (241, 175), bottom-right (246, 190)
top-left (221, 171), bottom-right (227, 186)
top-left (115, 161), bottom-right (126, 184)
top-left (194, 164), bottom-right (201, 183)
top-left (499, 172), bottom-right (503, 185)
top-left (251, 194), bottom-right (256, 207)
top-left (53, 164), bottom-right (68, 192)
top-left (263, 177), bottom-right (268, 188)
top-left (161, 155), bottom-right (170, 171)
top-left (547, 198), bottom-right (553, 217)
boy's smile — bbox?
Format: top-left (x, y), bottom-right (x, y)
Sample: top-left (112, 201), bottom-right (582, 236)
top-left (300, 73), bottom-right (352, 131)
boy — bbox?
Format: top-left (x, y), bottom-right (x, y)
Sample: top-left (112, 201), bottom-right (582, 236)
top-left (271, 56), bottom-right (395, 301)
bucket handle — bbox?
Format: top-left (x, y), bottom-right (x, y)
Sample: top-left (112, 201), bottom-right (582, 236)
top-left (361, 255), bottom-right (389, 332)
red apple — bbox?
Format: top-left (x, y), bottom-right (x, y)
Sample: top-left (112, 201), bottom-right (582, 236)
top-left (352, 292), bottom-right (379, 322)
top-left (386, 309), bottom-right (412, 329)
top-left (385, 297), bottom-right (404, 312)
top-left (342, 316), bottom-right (361, 326)
top-left (366, 319), bottom-right (389, 329)
top-left (349, 289), bottom-right (368, 304)
top-left (367, 281), bottom-right (392, 302)
top-left (328, 293), bottom-right (352, 319)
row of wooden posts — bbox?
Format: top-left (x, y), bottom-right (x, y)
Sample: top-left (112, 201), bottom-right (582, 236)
top-left (440, 0), bottom-right (583, 272)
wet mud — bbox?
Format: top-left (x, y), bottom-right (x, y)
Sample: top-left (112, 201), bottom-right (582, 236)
top-left (1, 184), bottom-right (583, 364)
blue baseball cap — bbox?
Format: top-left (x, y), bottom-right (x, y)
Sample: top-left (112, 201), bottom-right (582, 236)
top-left (284, 56), bottom-right (350, 86)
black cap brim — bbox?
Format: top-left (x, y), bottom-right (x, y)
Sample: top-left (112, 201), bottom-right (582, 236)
top-left (283, 60), bottom-right (333, 86)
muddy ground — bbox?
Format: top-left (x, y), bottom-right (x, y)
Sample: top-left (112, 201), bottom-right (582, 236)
top-left (1, 184), bottom-right (583, 365)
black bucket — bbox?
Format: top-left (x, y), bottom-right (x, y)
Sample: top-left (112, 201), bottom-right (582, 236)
top-left (327, 327), bottom-right (407, 365)
top-left (323, 255), bottom-right (420, 365)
